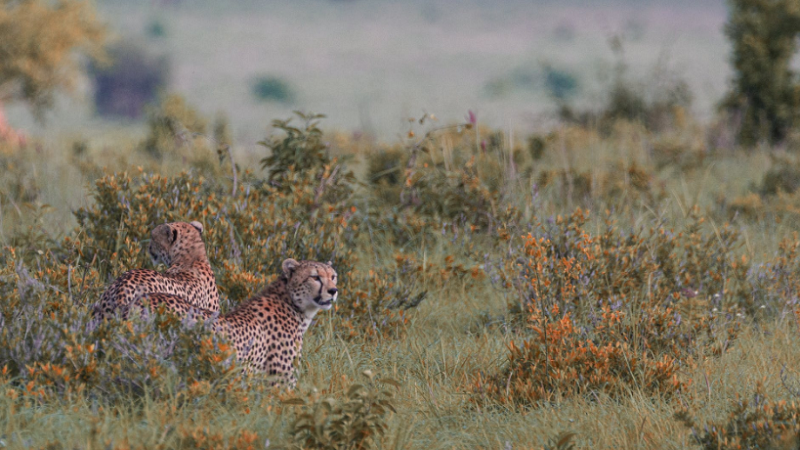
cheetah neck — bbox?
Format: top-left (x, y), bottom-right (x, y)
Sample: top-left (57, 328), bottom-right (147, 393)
top-left (165, 258), bottom-right (212, 277)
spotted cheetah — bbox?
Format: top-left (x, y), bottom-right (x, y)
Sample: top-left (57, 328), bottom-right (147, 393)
top-left (134, 258), bottom-right (338, 387)
top-left (91, 221), bottom-right (220, 321)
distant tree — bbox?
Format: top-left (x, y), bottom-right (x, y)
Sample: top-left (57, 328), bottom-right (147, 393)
top-left (722, 0), bottom-right (800, 146)
top-left (0, 0), bottom-right (106, 140)
top-left (91, 42), bottom-right (169, 118)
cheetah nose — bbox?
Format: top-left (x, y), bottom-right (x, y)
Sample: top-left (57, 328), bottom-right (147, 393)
top-left (328, 288), bottom-right (338, 295)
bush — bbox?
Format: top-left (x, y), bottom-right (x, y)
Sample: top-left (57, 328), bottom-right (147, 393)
top-left (141, 94), bottom-right (209, 159)
top-left (722, 0), bottom-right (800, 145)
top-left (0, 247), bottom-right (247, 405)
top-left (543, 65), bottom-right (579, 101)
top-left (471, 304), bottom-right (688, 405)
top-left (91, 42), bottom-right (169, 119)
top-left (259, 112), bottom-right (355, 206)
top-left (252, 75), bottom-right (293, 103)
top-left (281, 370), bottom-right (399, 450)
top-left (677, 382), bottom-right (800, 449)
top-left (71, 169), bottom-right (357, 289)
top-left (365, 119), bottom-right (523, 232)
top-left (472, 208), bottom-right (753, 407)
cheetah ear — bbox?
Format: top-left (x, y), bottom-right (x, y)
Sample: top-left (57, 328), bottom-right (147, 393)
top-left (171, 228), bottom-right (179, 243)
top-left (326, 260), bottom-right (333, 267)
top-left (189, 221), bottom-right (204, 234)
top-left (282, 258), bottom-right (300, 278)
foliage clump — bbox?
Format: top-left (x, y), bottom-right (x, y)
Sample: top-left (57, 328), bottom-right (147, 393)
top-left (0, 0), bottom-right (106, 118)
top-left (473, 208), bottom-right (750, 406)
top-left (677, 382), bottom-right (800, 449)
top-left (0, 247), bottom-right (247, 405)
top-left (91, 42), bottom-right (169, 118)
top-left (141, 94), bottom-right (209, 159)
top-left (252, 75), bottom-right (293, 103)
top-left (281, 370), bottom-right (399, 450)
top-left (722, 0), bottom-right (800, 145)
top-left (259, 112), bottom-right (355, 206)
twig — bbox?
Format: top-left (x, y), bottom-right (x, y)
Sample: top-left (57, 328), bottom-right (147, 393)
top-left (780, 364), bottom-right (800, 398)
top-left (225, 144), bottom-right (238, 197)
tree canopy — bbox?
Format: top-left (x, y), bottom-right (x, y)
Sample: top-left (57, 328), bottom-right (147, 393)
top-left (0, 0), bottom-right (106, 120)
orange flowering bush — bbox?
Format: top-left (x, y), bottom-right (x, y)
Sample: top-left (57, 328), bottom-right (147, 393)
top-left (0, 246), bottom-right (250, 405)
top-left (473, 207), bottom-right (758, 406)
top-left (472, 303), bottom-right (687, 405)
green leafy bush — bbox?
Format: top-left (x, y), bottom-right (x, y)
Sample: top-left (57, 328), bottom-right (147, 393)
top-left (281, 370), bottom-right (399, 450)
top-left (259, 112), bottom-right (355, 205)
top-left (722, 0), bottom-right (800, 145)
top-left (141, 94), bottom-right (209, 159)
top-left (252, 75), bottom-right (293, 103)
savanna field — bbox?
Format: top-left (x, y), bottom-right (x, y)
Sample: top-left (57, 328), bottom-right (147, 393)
top-left (7, 1), bottom-right (800, 449)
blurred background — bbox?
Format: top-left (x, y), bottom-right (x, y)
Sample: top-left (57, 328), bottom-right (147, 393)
top-left (4, 0), bottom-right (729, 142)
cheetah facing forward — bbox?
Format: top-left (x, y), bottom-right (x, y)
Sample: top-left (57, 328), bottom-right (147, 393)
top-left (134, 258), bottom-right (338, 387)
top-left (92, 221), bottom-right (220, 321)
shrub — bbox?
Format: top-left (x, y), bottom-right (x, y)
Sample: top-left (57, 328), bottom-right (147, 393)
top-left (558, 36), bottom-right (692, 133)
top-left (676, 382), bottom-right (800, 449)
top-left (543, 65), bottom-right (579, 101)
top-left (141, 94), bottom-right (208, 159)
top-left (472, 208), bottom-right (753, 407)
top-left (0, 247), bottom-right (248, 405)
top-left (365, 145), bottom-right (407, 204)
top-left (722, 0), bottom-right (800, 145)
top-left (471, 304), bottom-right (688, 405)
top-left (760, 155), bottom-right (800, 195)
top-left (367, 118), bottom-right (523, 232)
top-left (92, 42), bottom-right (169, 119)
top-left (332, 252), bottom-right (483, 340)
top-left (281, 370), bottom-right (399, 450)
top-left (259, 112), bottom-right (355, 206)
top-left (71, 170), bottom-right (357, 288)
top-left (252, 75), bottom-right (293, 103)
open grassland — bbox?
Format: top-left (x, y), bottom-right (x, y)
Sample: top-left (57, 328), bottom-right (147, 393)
top-left (6, 0), bottom-right (729, 140)
top-left (4, 98), bottom-right (800, 449)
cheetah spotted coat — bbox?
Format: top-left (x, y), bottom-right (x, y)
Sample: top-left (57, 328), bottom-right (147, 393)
top-left (134, 259), bottom-right (338, 387)
top-left (92, 221), bottom-right (220, 321)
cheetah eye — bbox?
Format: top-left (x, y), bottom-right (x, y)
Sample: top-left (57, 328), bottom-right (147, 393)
top-left (312, 275), bottom-right (321, 281)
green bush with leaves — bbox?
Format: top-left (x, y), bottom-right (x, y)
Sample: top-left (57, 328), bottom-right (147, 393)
top-left (281, 370), bottom-right (400, 450)
top-left (722, 0), bottom-right (800, 145)
top-left (141, 94), bottom-right (209, 159)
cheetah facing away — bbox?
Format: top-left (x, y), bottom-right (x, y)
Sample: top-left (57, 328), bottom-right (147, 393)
top-left (134, 258), bottom-right (338, 387)
top-left (92, 221), bottom-right (220, 321)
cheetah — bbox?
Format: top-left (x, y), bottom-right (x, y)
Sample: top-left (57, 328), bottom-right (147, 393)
top-left (134, 258), bottom-right (338, 387)
top-left (91, 221), bottom-right (220, 321)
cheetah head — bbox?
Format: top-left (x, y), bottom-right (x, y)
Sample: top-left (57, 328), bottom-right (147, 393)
top-left (149, 221), bottom-right (206, 267)
top-left (283, 258), bottom-right (338, 318)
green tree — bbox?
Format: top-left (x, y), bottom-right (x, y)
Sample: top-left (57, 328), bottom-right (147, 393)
top-left (722, 0), bottom-right (800, 145)
top-left (0, 0), bottom-right (106, 137)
